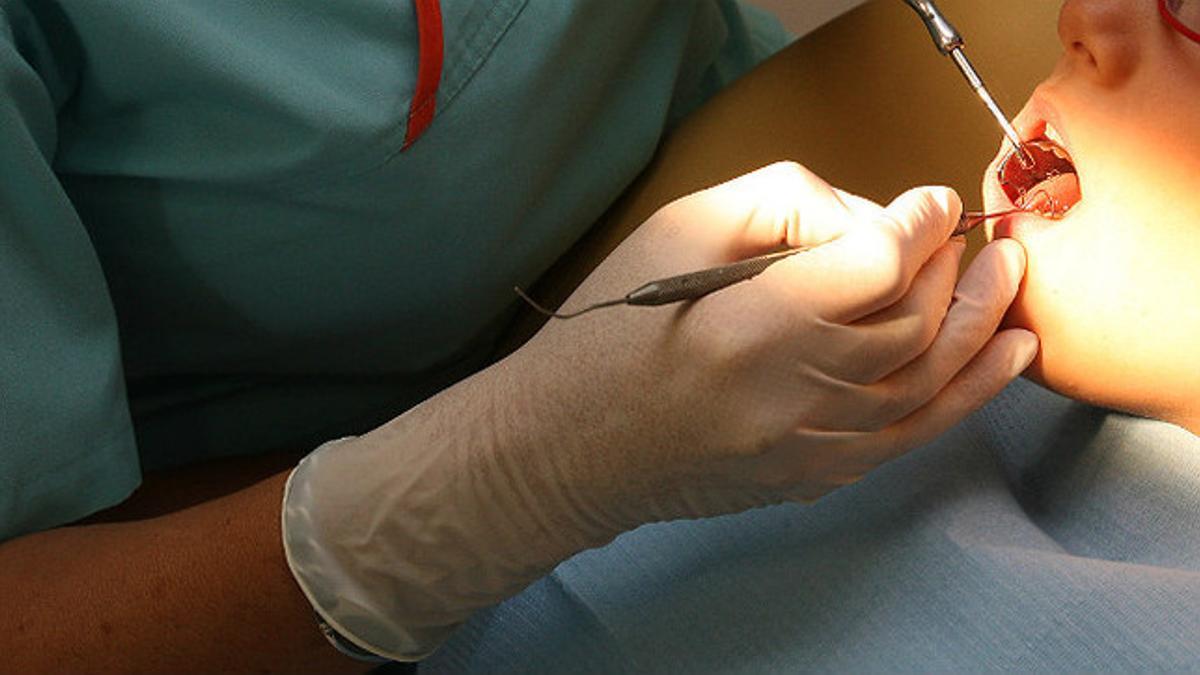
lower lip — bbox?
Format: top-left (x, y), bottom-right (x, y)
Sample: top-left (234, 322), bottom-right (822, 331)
top-left (990, 211), bottom-right (1060, 241)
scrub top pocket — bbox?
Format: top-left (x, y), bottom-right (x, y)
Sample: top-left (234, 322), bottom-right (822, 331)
top-left (53, 0), bottom-right (530, 195)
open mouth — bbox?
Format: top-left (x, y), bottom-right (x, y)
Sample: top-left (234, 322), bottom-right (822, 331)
top-left (998, 134), bottom-right (1080, 218)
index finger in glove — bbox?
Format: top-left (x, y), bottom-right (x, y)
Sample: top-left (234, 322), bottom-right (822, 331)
top-left (683, 162), bottom-right (870, 260)
top-left (763, 186), bottom-right (963, 325)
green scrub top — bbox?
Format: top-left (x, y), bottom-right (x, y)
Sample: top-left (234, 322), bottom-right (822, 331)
top-left (0, 0), bottom-right (790, 542)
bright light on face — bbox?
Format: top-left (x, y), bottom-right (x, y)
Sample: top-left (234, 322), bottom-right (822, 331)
top-left (980, 0), bottom-right (1200, 432)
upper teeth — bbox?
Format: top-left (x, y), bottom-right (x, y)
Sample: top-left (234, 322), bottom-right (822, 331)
top-left (1044, 122), bottom-right (1065, 147)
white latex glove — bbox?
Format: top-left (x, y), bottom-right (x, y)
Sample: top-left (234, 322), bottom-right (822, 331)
top-left (282, 163), bottom-right (1037, 661)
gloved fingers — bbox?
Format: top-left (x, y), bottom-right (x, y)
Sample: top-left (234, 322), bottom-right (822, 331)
top-left (683, 162), bottom-right (868, 260)
top-left (882, 185), bottom-right (964, 244)
top-left (832, 187), bottom-right (888, 220)
top-left (824, 238), bottom-right (1026, 432)
top-left (724, 428), bottom-right (877, 499)
top-left (811, 238), bottom-right (965, 386)
top-left (767, 186), bottom-right (963, 324)
top-left (865, 327), bottom-right (1039, 465)
top-left (756, 324), bottom-right (1035, 497)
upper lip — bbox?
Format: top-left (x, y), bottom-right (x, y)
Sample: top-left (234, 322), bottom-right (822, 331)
top-left (1012, 89), bottom-right (1072, 158)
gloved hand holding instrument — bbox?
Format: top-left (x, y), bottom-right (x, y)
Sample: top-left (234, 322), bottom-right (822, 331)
top-left (281, 162), bottom-right (1038, 661)
top-left (506, 0), bottom-right (1040, 321)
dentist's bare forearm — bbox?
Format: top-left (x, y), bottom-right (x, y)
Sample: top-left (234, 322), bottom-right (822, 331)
top-left (0, 469), bottom-right (368, 674)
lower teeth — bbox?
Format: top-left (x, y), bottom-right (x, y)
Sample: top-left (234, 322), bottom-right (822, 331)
top-left (1021, 189), bottom-right (1069, 218)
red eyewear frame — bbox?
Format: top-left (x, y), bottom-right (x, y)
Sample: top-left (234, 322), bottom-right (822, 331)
top-left (1160, 0), bottom-right (1200, 43)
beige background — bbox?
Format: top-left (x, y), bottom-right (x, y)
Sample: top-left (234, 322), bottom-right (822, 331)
top-left (748, 0), bottom-right (868, 38)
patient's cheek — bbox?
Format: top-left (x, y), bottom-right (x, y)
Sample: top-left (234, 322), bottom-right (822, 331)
top-left (994, 233), bottom-right (1111, 402)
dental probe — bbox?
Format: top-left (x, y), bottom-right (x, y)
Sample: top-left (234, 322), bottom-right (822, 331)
top-left (516, 209), bottom-right (1022, 319)
top-left (953, 207), bottom-right (1026, 236)
top-left (901, 0), bottom-right (1034, 168)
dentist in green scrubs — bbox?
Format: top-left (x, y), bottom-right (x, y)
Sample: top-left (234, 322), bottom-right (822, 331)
top-left (0, 1), bottom-right (1037, 671)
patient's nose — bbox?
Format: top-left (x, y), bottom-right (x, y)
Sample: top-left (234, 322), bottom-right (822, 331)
top-left (1058, 0), bottom-right (1144, 86)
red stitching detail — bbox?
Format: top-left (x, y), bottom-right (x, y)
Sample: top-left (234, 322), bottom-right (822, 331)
top-left (403, 0), bottom-right (445, 150)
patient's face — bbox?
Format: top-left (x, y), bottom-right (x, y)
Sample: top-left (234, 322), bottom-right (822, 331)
top-left (984, 0), bottom-right (1200, 431)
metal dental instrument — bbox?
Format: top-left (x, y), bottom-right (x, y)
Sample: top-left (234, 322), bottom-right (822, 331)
top-left (952, 207), bottom-right (1027, 236)
top-left (515, 209), bottom-right (1024, 320)
top-left (516, 4), bottom-right (1039, 321)
top-left (902, 0), bottom-right (1034, 168)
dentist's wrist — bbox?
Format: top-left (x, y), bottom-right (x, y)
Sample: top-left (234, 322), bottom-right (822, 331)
top-left (279, 363), bottom-right (622, 660)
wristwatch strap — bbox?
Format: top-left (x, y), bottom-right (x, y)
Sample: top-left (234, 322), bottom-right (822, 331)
top-left (315, 612), bottom-right (391, 664)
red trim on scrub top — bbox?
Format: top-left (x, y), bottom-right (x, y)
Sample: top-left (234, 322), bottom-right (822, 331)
top-left (402, 0), bottom-right (444, 150)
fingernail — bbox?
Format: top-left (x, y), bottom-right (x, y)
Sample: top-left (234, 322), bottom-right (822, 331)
top-left (927, 186), bottom-right (962, 223)
top-left (947, 236), bottom-right (968, 262)
top-left (1011, 329), bottom-right (1040, 374)
top-left (998, 239), bottom-right (1027, 295)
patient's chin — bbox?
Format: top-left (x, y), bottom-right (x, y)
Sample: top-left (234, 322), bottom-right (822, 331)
top-left (993, 226), bottom-right (1194, 427)
top-left (1004, 310), bottom-right (1181, 428)
top-left (1006, 358), bottom-right (1049, 398)
top-left (1014, 349), bottom-right (1104, 416)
